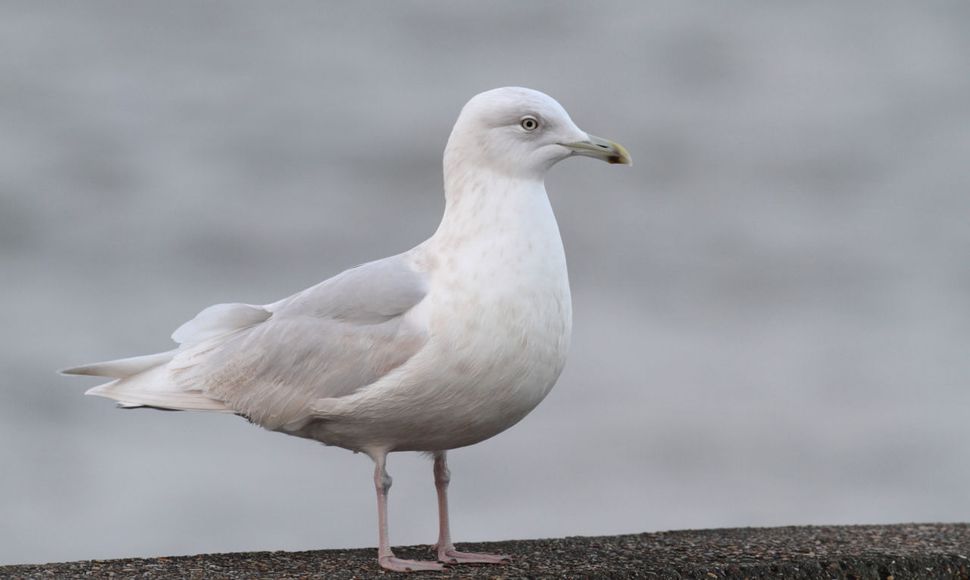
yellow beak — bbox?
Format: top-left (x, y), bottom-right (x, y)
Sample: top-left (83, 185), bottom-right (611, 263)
top-left (560, 134), bottom-right (632, 166)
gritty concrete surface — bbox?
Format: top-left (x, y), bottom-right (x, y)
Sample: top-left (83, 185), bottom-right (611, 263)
top-left (2, 524), bottom-right (968, 579)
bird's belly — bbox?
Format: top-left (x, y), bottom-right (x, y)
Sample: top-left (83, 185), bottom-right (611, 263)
top-left (419, 313), bottom-right (569, 449)
top-left (311, 285), bottom-right (571, 453)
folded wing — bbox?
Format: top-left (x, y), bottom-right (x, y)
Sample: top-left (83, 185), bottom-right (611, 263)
top-left (68, 254), bottom-right (429, 425)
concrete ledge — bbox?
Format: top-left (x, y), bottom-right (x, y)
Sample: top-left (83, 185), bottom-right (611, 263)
top-left (3, 523), bottom-right (968, 579)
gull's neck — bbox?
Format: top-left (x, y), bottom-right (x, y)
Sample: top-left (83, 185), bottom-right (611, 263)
top-left (432, 165), bottom-right (551, 245)
top-left (420, 156), bottom-right (571, 337)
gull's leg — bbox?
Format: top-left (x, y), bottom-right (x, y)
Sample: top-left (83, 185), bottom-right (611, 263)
top-left (372, 452), bottom-right (444, 572)
top-left (432, 451), bottom-right (511, 565)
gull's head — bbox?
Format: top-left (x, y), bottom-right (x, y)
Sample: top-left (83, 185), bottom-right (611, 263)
top-left (444, 87), bottom-right (631, 181)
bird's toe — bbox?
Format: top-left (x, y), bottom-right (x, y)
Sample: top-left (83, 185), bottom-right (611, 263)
top-left (436, 548), bottom-right (511, 565)
top-left (379, 555), bottom-right (446, 572)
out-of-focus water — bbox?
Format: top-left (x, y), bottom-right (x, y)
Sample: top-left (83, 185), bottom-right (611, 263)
top-left (2, 1), bottom-right (969, 566)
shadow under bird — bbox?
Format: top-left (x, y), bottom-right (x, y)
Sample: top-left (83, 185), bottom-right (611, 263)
top-left (64, 87), bottom-right (631, 572)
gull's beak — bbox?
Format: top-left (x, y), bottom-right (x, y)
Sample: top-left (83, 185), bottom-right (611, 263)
top-left (560, 133), bottom-right (632, 166)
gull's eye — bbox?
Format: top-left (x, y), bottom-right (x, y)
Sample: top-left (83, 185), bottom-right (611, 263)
top-left (520, 116), bottom-right (540, 132)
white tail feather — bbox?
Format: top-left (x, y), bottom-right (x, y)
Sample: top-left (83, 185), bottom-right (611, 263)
top-left (68, 303), bottom-right (268, 413)
top-left (61, 350), bottom-right (177, 378)
top-left (85, 364), bottom-right (230, 412)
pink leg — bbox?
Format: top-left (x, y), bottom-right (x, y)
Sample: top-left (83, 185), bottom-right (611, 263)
top-left (433, 451), bottom-right (511, 565)
top-left (372, 452), bottom-right (444, 572)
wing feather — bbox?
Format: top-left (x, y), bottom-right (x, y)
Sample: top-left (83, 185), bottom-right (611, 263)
top-left (172, 254), bottom-right (429, 429)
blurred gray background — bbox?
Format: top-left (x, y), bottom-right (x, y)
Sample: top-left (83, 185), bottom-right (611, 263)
top-left (2, 0), bottom-right (969, 567)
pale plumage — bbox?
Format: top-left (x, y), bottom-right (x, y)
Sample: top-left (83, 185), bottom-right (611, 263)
top-left (64, 87), bottom-right (630, 572)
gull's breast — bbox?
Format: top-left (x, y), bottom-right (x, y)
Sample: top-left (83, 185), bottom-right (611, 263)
top-left (392, 225), bottom-right (573, 451)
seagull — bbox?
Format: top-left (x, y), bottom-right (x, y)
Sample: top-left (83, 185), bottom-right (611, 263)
top-left (64, 87), bottom-right (631, 572)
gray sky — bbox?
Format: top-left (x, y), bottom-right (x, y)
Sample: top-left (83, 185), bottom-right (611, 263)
top-left (2, 0), bottom-right (969, 566)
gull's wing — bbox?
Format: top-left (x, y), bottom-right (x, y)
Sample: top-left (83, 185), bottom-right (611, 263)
top-left (83, 254), bottom-right (429, 427)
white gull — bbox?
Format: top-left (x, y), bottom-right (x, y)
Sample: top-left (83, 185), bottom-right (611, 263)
top-left (64, 86), bottom-right (631, 572)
